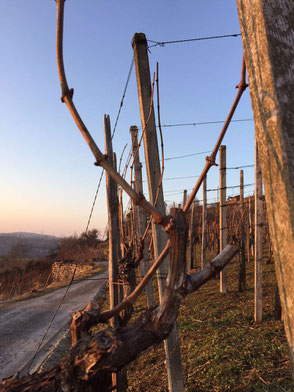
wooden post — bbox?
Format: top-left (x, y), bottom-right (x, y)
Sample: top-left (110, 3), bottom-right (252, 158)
top-left (104, 115), bottom-right (120, 327)
top-left (246, 199), bottom-right (251, 266)
top-left (104, 115), bottom-right (121, 391)
top-left (183, 189), bottom-right (188, 208)
top-left (254, 142), bottom-right (263, 322)
top-left (237, 0), bottom-right (294, 371)
top-left (118, 187), bottom-right (125, 258)
top-left (130, 125), bottom-right (155, 308)
top-left (201, 176), bottom-right (207, 269)
top-left (219, 145), bottom-right (227, 293)
top-left (129, 199), bottom-right (135, 245)
top-left (118, 190), bottom-right (125, 305)
top-left (239, 170), bottom-right (246, 291)
top-left (248, 195), bottom-right (254, 256)
top-left (132, 33), bottom-right (184, 392)
top-left (188, 200), bottom-right (195, 273)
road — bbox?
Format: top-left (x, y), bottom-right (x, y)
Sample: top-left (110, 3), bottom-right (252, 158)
top-left (0, 268), bottom-right (108, 381)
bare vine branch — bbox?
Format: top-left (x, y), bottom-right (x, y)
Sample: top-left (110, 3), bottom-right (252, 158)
top-left (55, 0), bottom-right (164, 225)
top-left (183, 55), bottom-right (248, 213)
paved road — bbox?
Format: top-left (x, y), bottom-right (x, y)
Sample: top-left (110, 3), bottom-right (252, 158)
top-left (0, 268), bottom-right (108, 381)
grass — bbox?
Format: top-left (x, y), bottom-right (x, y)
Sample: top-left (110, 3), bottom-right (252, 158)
top-left (124, 250), bottom-right (293, 391)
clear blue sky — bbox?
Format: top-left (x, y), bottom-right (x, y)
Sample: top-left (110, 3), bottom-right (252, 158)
top-left (0, 1), bottom-right (254, 237)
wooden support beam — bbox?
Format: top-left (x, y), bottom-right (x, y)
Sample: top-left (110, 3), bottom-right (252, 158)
top-left (132, 32), bottom-right (184, 392)
top-left (254, 142), bottom-right (263, 322)
top-left (219, 145), bottom-right (227, 293)
top-left (130, 125), bottom-right (155, 308)
top-left (201, 176), bottom-right (207, 269)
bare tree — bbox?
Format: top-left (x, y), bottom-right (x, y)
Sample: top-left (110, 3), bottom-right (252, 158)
top-left (8, 241), bottom-right (30, 261)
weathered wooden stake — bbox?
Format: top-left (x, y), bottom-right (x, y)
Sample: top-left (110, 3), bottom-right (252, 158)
top-left (237, 1), bottom-right (294, 371)
top-left (130, 125), bottom-right (155, 308)
top-left (104, 116), bottom-right (122, 391)
top-left (219, 145), bottom-right (227, 293)
top-left (118, 197), bottom-right (125, 305)
top-left (118, 187), bottom-right (125, 258)
top-left (248, 195), bottom-right (254, 256)
top-left (239, 170), bottom-right (246, 291)
top-left (254, 141), bottom-right (263, 323)
top-left (183, 189), bottom-right (187, 208)
top-left (201, 176), bottom-right (207, 269)
top-left (132, 33), bottom-right (184, 392)
top-left (246, 199), bottom-right (251, 266)
top-left (188, 200), bottom-right (195, 273)
top-left (104, 115), bottom-right (120, 328)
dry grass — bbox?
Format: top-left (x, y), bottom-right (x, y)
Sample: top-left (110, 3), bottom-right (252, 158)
top-left (0, 257), bottom-right (106, 302)
top-left (124, 250), bottom-right (293, 391)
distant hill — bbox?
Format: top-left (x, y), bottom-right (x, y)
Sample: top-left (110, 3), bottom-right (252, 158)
top-left (0, 232), bottom-right (61, 258)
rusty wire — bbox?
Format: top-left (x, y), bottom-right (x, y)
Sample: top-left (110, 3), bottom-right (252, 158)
top-left (118, 144), bottom-right (128, 175)
top-left (147, 33), bottom-right (241, 48)
top-left (129, 71), bottom-right (156, 180)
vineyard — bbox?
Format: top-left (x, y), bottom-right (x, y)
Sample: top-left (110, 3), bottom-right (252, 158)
top-left (2, 1), bottom-right (294, 392)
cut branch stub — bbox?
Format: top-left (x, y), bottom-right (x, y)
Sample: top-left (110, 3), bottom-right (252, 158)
top-left (70, 299), bottom-right (103, 348)
top-left (185, 244), bottom-right (239, 294)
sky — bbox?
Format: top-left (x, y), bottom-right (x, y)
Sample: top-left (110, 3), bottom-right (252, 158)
top-left (0, 1), bottom-right (255, 238)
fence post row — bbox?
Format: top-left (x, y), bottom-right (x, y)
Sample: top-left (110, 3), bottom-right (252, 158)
top-left (132, 32), bottom-right (185, 392)
top-left (130, 125), bottom-right (155, 308)
top-left (219, 145), bottom-right (227, 293)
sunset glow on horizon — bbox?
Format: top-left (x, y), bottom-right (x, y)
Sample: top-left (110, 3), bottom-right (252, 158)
top-left (0, 1), bottom-right (254, 237)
